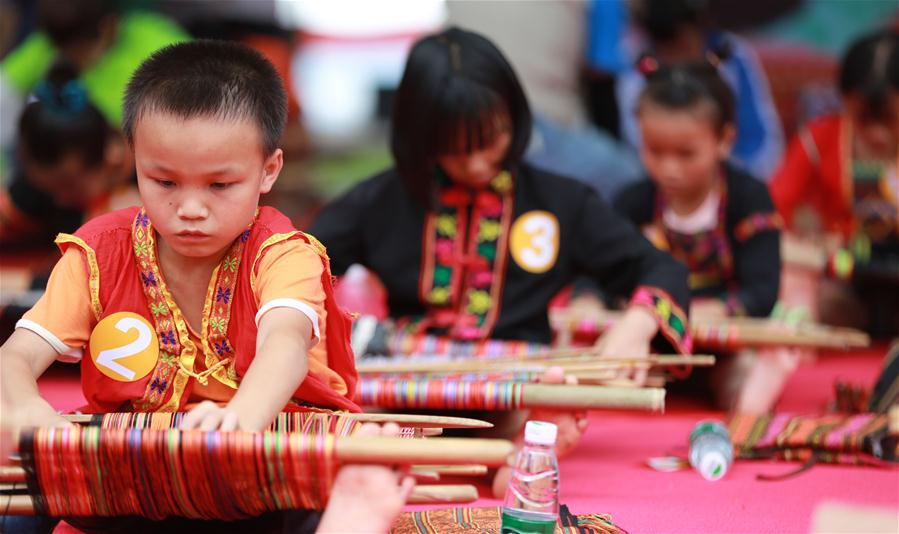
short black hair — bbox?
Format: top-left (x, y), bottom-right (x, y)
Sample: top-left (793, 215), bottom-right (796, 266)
top-left (637, 60), bottom-right (735, 133)
top-left (122, 40), bottom-right (287, 155)
top-left (391, 27), bottom-right (532, 205)
top-left (38, 0), bottom-right (119, 49)
top-left (19, 60), bottom-right (108, 167)
top-left (633, 0), bottom-right (711, 44)
top-left (839, 30), bottom-right (899, 118)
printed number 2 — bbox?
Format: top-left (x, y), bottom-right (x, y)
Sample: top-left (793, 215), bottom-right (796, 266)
top-left (96, 317), bottom-right (153, 380)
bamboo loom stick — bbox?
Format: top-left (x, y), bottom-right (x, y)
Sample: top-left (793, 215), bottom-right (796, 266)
top-left (356, 380), bottom-right (665, 412)
top-left (356, 355), bottom-right (715, 375)
top-left (521, 383), bottom-right (664, 411)
top-left (0, 485), bottom-right (480, 514)
top-left (406, 484), bottom-right (479, 504)
top-left (409, 464), bottom-right (488, 477)
top-left (60, 412), bottom-right (494, 430)
top-left (889, 405), bottom-right (899, 436)
top-left (550, 309), bottom-right (870, 349)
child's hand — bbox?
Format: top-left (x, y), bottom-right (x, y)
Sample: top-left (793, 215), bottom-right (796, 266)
top-left (1, 401), bottom-right (72, 464)
top-left (593, 306), bottom-right (658, 385)
top-left (317, 422), bottom-right (415, 533)
top-left (180, 400), bottom-right (242, 431)
top-left (690, 299), bottom-right (729, 322)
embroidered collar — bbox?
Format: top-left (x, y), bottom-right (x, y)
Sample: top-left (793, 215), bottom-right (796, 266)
top-left (415, 170), bottom-right (514, 340)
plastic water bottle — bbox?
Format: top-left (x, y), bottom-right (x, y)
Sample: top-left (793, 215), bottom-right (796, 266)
top-left (501, 421), bottom-right (560, 534)
top-left (688, 420), bottom-right (734, 481)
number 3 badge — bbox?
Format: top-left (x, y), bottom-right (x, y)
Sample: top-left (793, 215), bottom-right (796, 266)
top-left (89, 312), bottom-right (159, 381)
top-left (510, 211), bottom-right (559, 273)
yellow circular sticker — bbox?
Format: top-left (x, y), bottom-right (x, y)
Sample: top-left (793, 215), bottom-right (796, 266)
top-left (89, 312), bottom-right (159, 382)
top-left (510, 211), bottom-right (559, 274)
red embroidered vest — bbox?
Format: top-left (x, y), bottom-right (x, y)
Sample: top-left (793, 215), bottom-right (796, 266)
top-left (57, 206), bottom-right (360, 413)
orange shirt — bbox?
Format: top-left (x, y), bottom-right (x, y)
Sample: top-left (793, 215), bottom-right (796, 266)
top-left (19, 238), bottom-right (347, 402)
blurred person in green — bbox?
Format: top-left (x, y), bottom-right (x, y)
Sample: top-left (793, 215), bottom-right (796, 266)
top-left (1, 0), bottom-right (188, 150)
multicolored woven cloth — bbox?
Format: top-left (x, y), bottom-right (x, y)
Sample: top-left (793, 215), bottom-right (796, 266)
top-left (728, 413), bottom-right (898, 466)
top-left (390, 505), bottom-right (626, 534)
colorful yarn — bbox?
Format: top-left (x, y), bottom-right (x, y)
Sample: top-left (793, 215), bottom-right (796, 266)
top-left (387, 331), bottom-right (546, 359)
top-left (356, 379), bottom-right (524, 410)
top-left (21, 424), bottom-right (342, 519)
top-left (96, 411), bottom-right (361, 437)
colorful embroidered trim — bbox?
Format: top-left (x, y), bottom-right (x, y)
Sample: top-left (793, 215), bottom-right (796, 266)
top-left (654, 174), bottom-right (734, 292)
top-left (733, 212), bottom-right (783, 242)
top-left (629, 286), bottom-right (692, 355)
top-left (130, 208), bottom-right (251, 410)
top-left (417, 170), bottom-right (514, 341)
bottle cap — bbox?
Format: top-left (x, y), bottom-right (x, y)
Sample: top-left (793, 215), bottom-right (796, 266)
top-left (698, 450), bottom-right (728, 481)
top-left (524, 421), bottom-right (557, 446)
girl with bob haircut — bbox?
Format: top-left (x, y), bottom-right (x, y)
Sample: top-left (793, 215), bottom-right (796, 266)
top-left (312, 27), bottom-right (692, 494)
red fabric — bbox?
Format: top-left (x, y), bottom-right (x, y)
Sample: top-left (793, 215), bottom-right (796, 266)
top-left (62, 206), bottom-right (358, 412)
top-left (769, 115), bottom-right (855, 239)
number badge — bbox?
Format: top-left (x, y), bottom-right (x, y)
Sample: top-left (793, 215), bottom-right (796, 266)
top-left (89, 312), bottom-right (159, 382)
top-left (510, 211), bottom-right (559, 273)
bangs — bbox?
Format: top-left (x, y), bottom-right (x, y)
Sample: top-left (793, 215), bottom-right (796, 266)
top-left (432, 80), bottom-right (511, 155)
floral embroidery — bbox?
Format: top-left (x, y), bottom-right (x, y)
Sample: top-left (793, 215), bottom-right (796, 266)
top-left (216, 287), bottom-right (231, 304)
top-left (417, 170), bottom-right (513, 340)
top-left (630, 287), bottom-right (691, 355)
top-left (129, 207), bottom-right (251, 410)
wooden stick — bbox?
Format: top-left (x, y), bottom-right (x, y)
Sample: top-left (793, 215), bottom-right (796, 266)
top-left (409, 464), bottom-right (488, 477)
top-left (60, 412), bottom-right (494, 430)
top-left (521, 384), bottom-right (664, 412)
top-left (407, 484), bottom-right (479, 504)
top-left (0, 486), bottom-right (480, 514)
top-left (889, 405), bottom-right (899, 436)
top-left (550, 309), bottom-right (870, 350)
top-left (357, 354), bottom-right (715, 375)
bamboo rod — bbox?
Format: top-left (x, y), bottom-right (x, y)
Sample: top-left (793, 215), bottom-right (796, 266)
top-left (409, 464), bottom-right (488, 477)
top-left (889, 405), bottom-right (899, 436)
top-left (0, 486), bottom-right (480, 514)
top-left (60, 412), bottom-right (494, 430)
top-left (550, 309), bottom-right (870, 349)
top-left (520, 384), bottom-right (664, 411)
top-left (407, 484), bottom-right (478, 504)
top-left (357, 354), bottom-right (715, 375)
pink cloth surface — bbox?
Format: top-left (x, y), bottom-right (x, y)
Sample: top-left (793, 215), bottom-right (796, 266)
top-left (38, 348), bottom-right (898, 533)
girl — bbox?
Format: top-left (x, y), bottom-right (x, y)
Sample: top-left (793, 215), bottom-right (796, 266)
top-left (614, 58), bottom-right (790, 413)
top-left (1, 60), bottom-right (134, 248)
top-left (770, 30), bottom-right (899, 340)
top-left (310, 27), bottom-right (692, 493)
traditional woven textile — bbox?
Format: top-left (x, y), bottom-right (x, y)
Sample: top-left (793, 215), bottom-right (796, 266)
top-left (728, 413), bottom-right (898, 466)
top-left (357, 379), bottom-right (524, 410)
top-left (389, 505), bottom-right (626, 534)
top-left (94, 410), bottom-right (361, 436)
top-left (386, 330), bottom-right (546, 359)
top-left (19, 425), bottom-right (344, 519)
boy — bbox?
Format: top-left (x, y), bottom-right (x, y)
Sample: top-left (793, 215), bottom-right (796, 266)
top-left (1, 40), bottom-right (412, 532)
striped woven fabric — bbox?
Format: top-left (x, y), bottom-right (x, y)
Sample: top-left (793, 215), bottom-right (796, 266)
top-left (389, 505), bottom-right (625, 534)
top-left (728, 413), bottom-right (897, 465)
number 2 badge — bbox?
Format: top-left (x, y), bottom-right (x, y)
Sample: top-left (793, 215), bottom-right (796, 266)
top-left (89, 312), bottom-right (159, 381)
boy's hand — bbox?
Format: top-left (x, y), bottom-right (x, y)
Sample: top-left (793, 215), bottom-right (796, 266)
top-left (180, 400), bottom-right (242, 431)
top-left (594, 306), bottom-right (658, 385)
top-left (1, 400), bottom-right (73, 464)
top-left (317, 422), bottom-right (415, 533)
